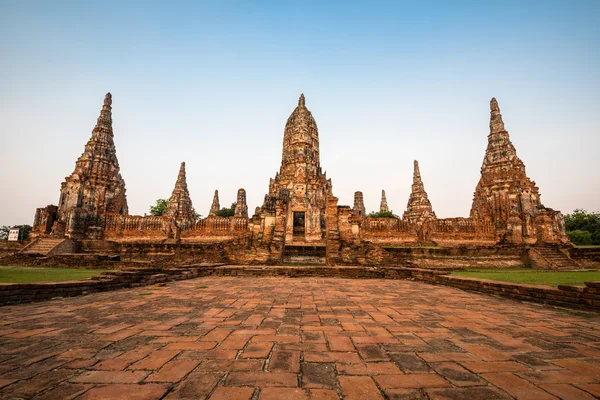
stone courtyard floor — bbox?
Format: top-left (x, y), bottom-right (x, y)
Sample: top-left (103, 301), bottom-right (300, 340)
top-left (0, 277), bottom-right (600, 400)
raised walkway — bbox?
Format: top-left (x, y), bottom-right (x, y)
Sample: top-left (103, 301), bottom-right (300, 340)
top-left (0, 276), bottom-right (599, 399)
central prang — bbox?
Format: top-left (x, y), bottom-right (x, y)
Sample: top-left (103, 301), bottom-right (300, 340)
top-left (261, 94), bottom-right (332, 243)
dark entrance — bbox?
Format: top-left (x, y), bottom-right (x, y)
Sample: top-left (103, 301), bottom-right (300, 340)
top-left (293, 212), bottom-right (305, 238)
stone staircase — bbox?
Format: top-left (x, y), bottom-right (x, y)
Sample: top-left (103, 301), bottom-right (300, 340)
top-left (531, 247), bottom-right (581, 270)
top-left (283, 244), bottom-right (326, 265)
top-left (19, 238), bottom-right (67, 256)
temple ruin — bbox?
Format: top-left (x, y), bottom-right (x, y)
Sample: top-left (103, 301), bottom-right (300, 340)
top-left (30, 93), bottom-right (570, 265)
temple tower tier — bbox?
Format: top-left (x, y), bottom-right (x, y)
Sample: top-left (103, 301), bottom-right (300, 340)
top-left (234, 188), bottom-right (249, 218)
top-left (380, 190), bottom-right (389, 213)
top-left (403, 160), bottom-right (436, 224)
top-left (164, 161), bottom-right (196, 229)
top-left (470, 98), bottom-right (567, 244)
top-left (353, 191), bottom-right (366, 218)
top-left (257, 94), bottom-right (333, 243)
top-left (209, 190), bottom-right (220, 216)
top-left (48, 92), bottom-right (128, 237)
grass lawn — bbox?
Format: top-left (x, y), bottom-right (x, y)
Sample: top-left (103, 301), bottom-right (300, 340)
top-left (0, 266), bottom-right (108, 283)
top-left (452, 268), bottom-right (600, 287)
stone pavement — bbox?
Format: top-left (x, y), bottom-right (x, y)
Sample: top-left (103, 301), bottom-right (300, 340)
top-left (0, 277), bottom-right (599, 400)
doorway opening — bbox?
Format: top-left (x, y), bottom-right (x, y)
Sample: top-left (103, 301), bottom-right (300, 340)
top-left (293, 212), bottom-right (305, 238)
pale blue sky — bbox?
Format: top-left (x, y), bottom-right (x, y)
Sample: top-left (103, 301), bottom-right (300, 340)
top-left (1, 1), bottom-right (598, 226)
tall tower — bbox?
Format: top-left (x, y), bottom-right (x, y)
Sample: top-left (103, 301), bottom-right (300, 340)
top-left (470, 98), bottom-right (567, 243)
top-left (403, 160), bottom-right (436, 224)
top-left (263, 94), bottom-right (333, 242)
top-left (164, 162), bottom-right (196, 229)
top-left (57, 93), bottom-right (128, 224)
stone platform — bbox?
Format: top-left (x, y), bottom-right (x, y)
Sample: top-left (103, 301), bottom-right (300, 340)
top-left (1, 277), bottom-right (599, 399)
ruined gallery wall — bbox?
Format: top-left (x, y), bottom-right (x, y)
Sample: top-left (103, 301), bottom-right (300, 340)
top-left (358, 216), bottom-right (495, 246)
top-left (102, 214), bottom-right (248, 242)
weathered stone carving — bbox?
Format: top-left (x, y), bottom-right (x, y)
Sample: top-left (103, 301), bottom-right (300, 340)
top-left (33, 93), bottom-right (128, 238)
top-left (164, 162), bottom-right (196, 230)
top-left (209, 190), bottom-right (220, 216)
top-left (403, 160), bottom-right (436, 224)
top-left (353, 191), bottom-right (366, 217)
top-left (30, 93), bottom-right (571, 261)
top-left (470, 98), bottom-right (567, 244)
top-left (380, 190), bottom-right (389, 213)
top-left (257, 94), bottom-right (333, 243)
top-left (234, 188), bottom-right (248, 218)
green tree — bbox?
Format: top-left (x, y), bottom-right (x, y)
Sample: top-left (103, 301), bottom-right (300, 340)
top-left (564, 209), bottom-right (600, 245)
top-left (367, 211), bottom-right (400, 219)
top-left (0, 226), bottom-right (9, 240)
top-left (149, 199), bottom-right (168, 216)
top-left (567, 230), bottom-right (592, 246)
top-left (216, 202), bottom-right (236, 218)
top-left (150, 198), bottom-right (202, 221)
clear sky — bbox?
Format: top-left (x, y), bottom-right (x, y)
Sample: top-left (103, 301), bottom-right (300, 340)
top-left (1, 0), bottom-right (598, 226)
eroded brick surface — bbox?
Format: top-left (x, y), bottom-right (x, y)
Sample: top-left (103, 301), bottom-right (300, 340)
top-left (0, 276), bottom-right (599, 399)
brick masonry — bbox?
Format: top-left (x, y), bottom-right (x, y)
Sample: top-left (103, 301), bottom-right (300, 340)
top-left (0, 276), bottom-right (598, 399)
top-left (2, 265), bottom-right (600, 311)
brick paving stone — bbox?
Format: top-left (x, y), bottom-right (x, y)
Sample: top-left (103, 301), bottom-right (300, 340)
top-left (78, 383), bottom-right (170, 399)
top-left (327, 335), bottom-right (355, 351)
top-left (552, 358), bottom-right (600, 379)
top-left (309, 389), bottom-right (339, 399)
top-left (209, 386), bottom-right (255, 400)
top-left (269, 350), bottom-right (300, 373)
top-left (460, 361), bottom-right (529, 373)
top-left (259, 387), bottom-right (309, 399)
top-left (374, 373), bottom-right (450, 389)
top-left (304, 351), bottom-right (361, 363)
top-left (481, 372), bottom-right (558, 399)
top-left (339, 376), bottom-right (384, 400)
top-left (301, 362), bottom-right (336, 388)
top-left (197, 359), bottom-right (265, 372)
top-left (71, 370), bottom-right (148, 384)
top-left (356, 344), bottom-right (389, 362)
top-left (337, 362), bottom-right (402, 375)
top-left (426, 386), bottom-right (511, 399)
top-left (202, 328), bottom-right (233, 342)
top-left (540, 383), bottom-right (596, 400)
top-left (164, 341), bottom-right (218, 351)
top-left (430, 362), bottom-right (485, 387)
top-left (226, 372), bottom-right (298, 387)
top-left (518, 369), bottom-right (594, 384)
top-left (34, 383), bottom-right (93, 400)
top-left (385, 389), bottom-right (428, 399)
top-left (241, 342), bottom-right (273, 359)
top-left (389, 353), bottom-right (432, 372)
top-left (576, 383), bottom-right (600, 397)
top-left (0, 369), bottom-right (75, 399)
top-left (1, 276), bottom-right (600, 399)
top-left (0, 379), bottom-right (16, 389)
top-left (129, 350), bottom-right (181, 370)
top-left (459, 344), bottom-right (512, 361)
top-left (145, 360), bottom-right (200, 383)
top-left (165, 371), bottom-right (223, 399)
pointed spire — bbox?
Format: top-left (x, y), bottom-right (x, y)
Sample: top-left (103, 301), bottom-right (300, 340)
top-left (489, 97), bottom-right (505, 134)
top-left (94, 92), bottom-right (113, 133)
top-left (403, 160), bottom-right (436, 224)
top-left (57, 91), bottom-right (127, 223)
top-left (177, 161), bottom-right (186, 183)
top-left (298, 93), bottom-right (305, 107)
top-left (164, 161), bottom-right (195, 228)
top-left (209, 190), bottom-right (220, 216)
top-left (234, 188), bottom-right (249, 218)
top-left (380, 190), bottom-right (389, 213)
top-left (353, 191), bottom-right (366, 218)
top-left (413, 160), bottom-right (422, 185)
